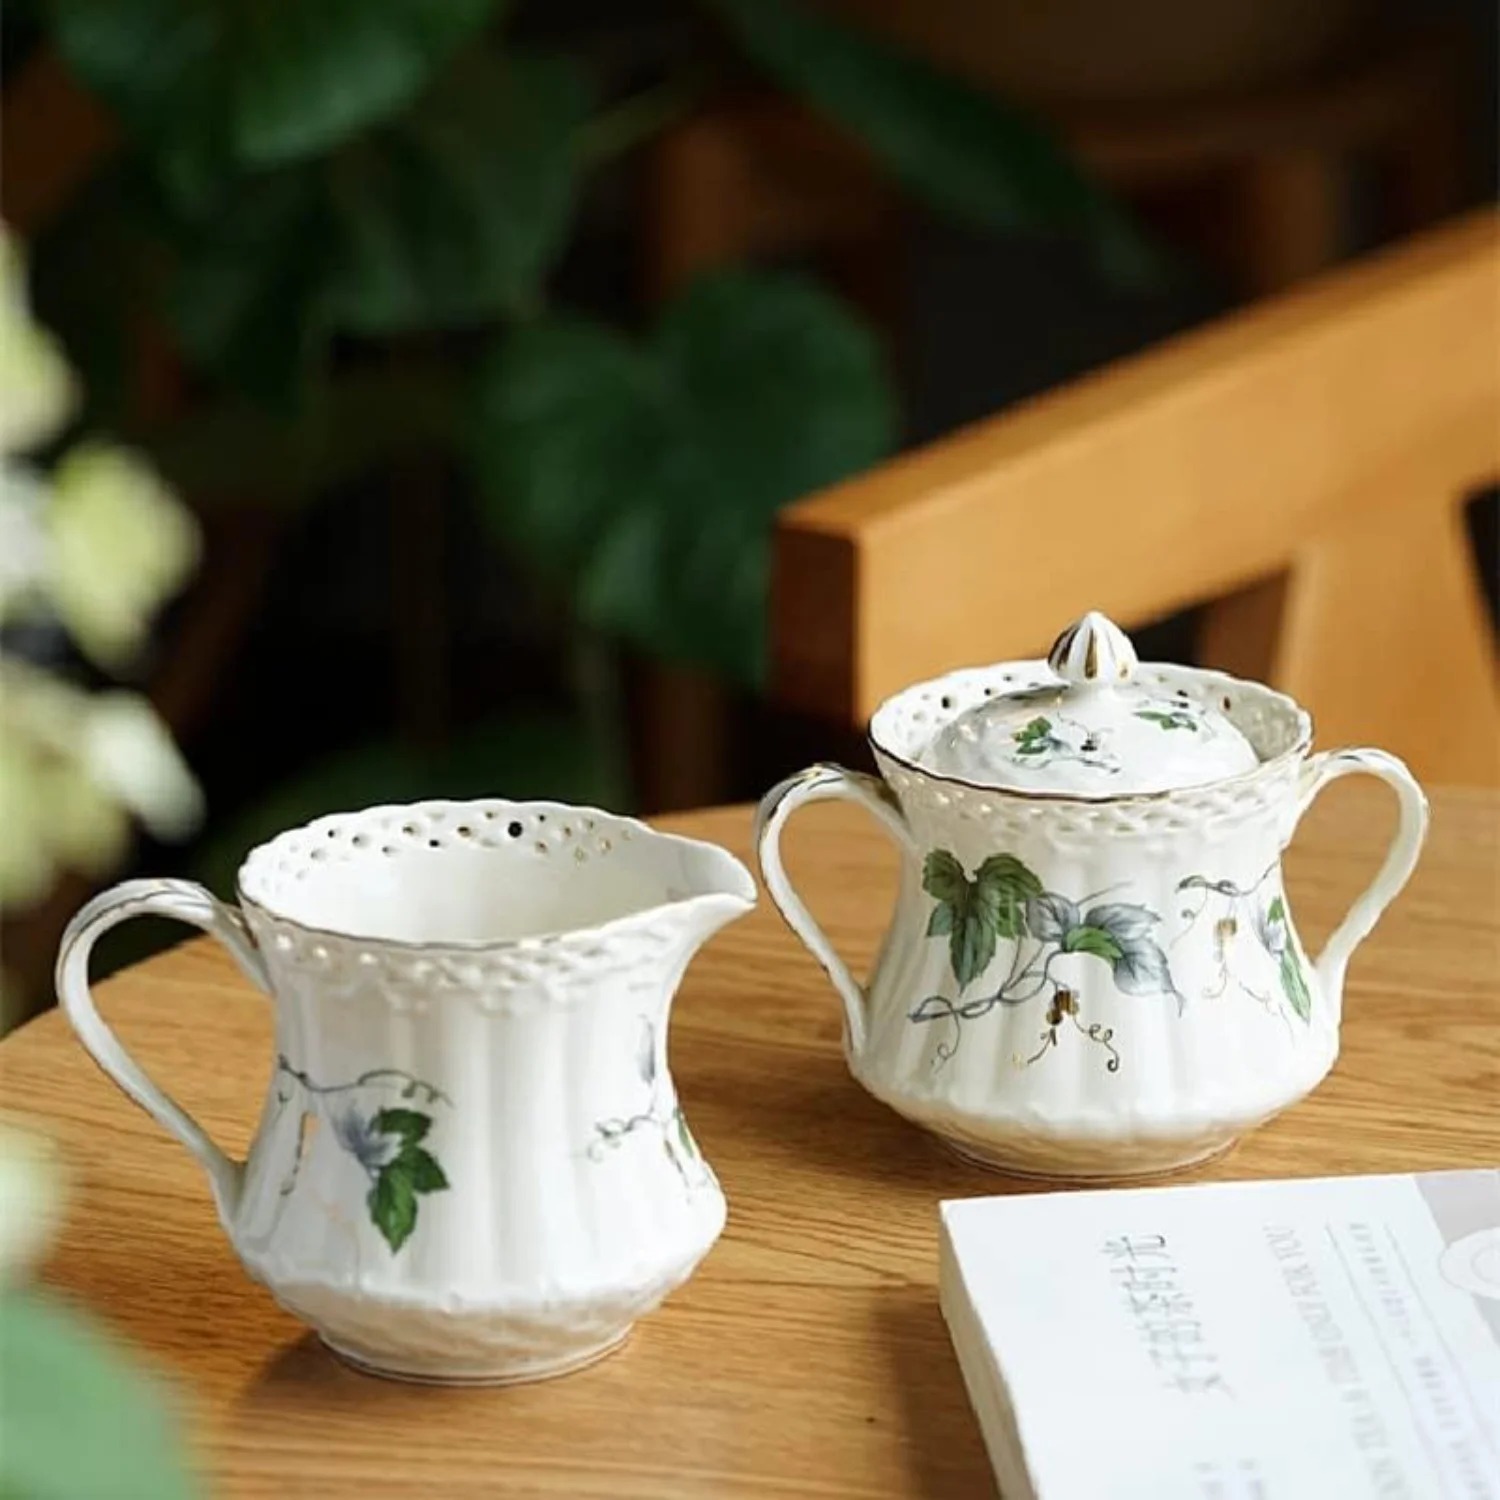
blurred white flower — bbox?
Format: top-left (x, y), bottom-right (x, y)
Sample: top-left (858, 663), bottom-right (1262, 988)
top-left (1, 223), bottom-right (200, 664)
top-left (48, 443), bottom-right (201, 670)
top-left (0, 221), bottom-right (205, 926)
top-left (0, 465), bottom-right (51, 618)
top-left (0, 1121), bottom-right (65, 1285)
top-left (0, 667), bottom-right (203, 910)
top-left (43, 753), bottom-right (133, 881)
top-left (0, 230), bottom-right (76, 456)
top-left (0, 734), bottom-right (59, 908)
top-left (80, 690), bottom-right (205, 840)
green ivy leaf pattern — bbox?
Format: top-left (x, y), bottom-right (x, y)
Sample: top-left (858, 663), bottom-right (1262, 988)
top-left (1263, 895), bottom-right (1312, 1022)
top-left (921, 850), bottom-right (1041, 990)
top-left (363, 1112), bottom-right (450, 1252)
top-left (1003, 715), bottom-right (1120, 774)
top-left (976, 854), bottom-right (1044, 940)
top-left (1083, 903), bottom-right (1179, 1001)
top-left (368, 1162), bottom-right (420, 1254)
top-left (1081, 902), bottom-right (1156, 943)
top-left (1026, 892), bottom-right (1079, 941)
top-left (401, 1146), bottom-right (449, 1194)
top-left (952, 910), bottom-right (997, 993)
top-left (1279, 950), bottom-right (1313, 1022)
top-left (272, 1059), bottom-right (452, 1249)
top-left (1109, 933), bottom-right (1179, 996)
top-left (1136, 709), bottom-right (1198, 731)
top-left (921, 849), bottom-right (987, 990)
top-left (921, 848), bottom-right (968, 905)
top-left (1013, 716), bottom-right (1053, 756)
top-left (371, 1107), bottom-right (430, 1145)
top-left (672, 1107), bottom-right (699, 1168)
top-left (1061, 925), bottom-right (1125, 963)
top-left (912, 849), bottom-right (1180, 1069)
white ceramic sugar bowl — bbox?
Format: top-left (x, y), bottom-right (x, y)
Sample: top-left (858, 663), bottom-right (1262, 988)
top-left (757, 611), bottom-right (1429, 1180)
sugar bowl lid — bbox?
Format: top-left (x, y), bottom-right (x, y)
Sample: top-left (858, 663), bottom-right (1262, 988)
top-left (913, 611), bottom-right (1259, 795)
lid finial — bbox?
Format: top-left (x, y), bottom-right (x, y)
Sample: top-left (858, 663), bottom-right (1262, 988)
top-left (1047, 611), bottom-right (1137, 686)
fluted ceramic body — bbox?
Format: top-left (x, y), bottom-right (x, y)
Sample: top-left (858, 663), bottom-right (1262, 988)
top-left (56, 799), bottom-right (755, 1383)
top-left (758, 658), bottom-right (1428, 1179)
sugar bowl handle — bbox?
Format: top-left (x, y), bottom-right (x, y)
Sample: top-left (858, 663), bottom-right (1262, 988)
top-left (755, 764), bottom-right (915, 1059)
top-left (1293, 749), bottom-right (1429, 1010)
top-left (54, 878), bottom-right (272, 1225)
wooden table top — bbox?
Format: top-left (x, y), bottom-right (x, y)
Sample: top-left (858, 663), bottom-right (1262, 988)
top-left (3, 783), bottom-right (1498, 1499)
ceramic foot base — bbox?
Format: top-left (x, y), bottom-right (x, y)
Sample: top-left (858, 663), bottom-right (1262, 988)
top-left (321, 1327), bottom-right (631, 1387)
top-left (936, 1130), bottom-right (1241, 1183)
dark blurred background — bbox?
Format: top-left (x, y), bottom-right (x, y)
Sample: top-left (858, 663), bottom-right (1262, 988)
top-left (2, 0), bottom-right (1496, 1023)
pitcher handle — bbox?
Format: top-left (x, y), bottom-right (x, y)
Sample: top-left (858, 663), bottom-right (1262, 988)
top-left (54, 878), bottom-right (272, 1225)
top-left (1293, 749), bottom-right (1429, 1006)
top-left (754, 764), bottom-right (915, 1059)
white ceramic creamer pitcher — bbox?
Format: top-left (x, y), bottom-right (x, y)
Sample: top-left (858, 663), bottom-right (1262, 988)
top-left (56, 798), bottom-right (755, 1383)
top-left (756, 612), bottom-right (1428, 1180)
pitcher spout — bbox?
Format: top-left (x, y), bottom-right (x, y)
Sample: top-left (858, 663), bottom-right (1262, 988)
top-left (661, 845), bottom-right (758, 948)
top-left (672, 888), bottom-right (756, 949)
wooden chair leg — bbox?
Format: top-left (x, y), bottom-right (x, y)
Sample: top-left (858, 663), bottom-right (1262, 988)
top-left (1198, 576), bottom-right (1288, 684)
top-left (631, 664), bottom-right (733, 814)
top-left (1232, 149), bottom-right (1348, 295)
top-left (1381, 86), bottom-right (1466, 232)
top-left (1279, 498), bottom-right (1500, 785)
top-left (1187, 145), bottom-right (1343, 691)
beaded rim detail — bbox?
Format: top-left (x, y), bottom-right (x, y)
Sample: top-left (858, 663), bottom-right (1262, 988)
top-left (234, 797), bottom-right (755, 956)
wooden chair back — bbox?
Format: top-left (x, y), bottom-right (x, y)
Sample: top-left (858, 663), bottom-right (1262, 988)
top-left (770, 209), bottom-right (1500, 785)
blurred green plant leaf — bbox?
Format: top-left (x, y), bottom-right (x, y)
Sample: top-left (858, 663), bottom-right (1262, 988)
top-left (472, 269), bottom-right (894, 684)
top-left (147, 364), bottom-right (460, 508)
top-left (473, 317), bottom-right (656, 580)
top-left (0, 1289), bottom-right (200, 1500)
top-left (138, 49), bottom-right (587, 403)
top-left (161, 168), bottom-right (334, 407)
top-left (47, 0), bottom-right (503, 201)
top-left (703, 0), bottom-right (1162, 286)
top-left (328, 52), bottom-right (590, 334)
top-left (29, 162), bottom-right (165, 429)
top-left (189, 715), bottom-right (625, 899)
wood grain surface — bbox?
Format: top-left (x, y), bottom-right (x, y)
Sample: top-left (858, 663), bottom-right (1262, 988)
top-left (2, 784), bottom-right (1497, 1499)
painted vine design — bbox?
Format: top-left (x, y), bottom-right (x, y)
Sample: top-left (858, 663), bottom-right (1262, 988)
top-left (273, 1058), bottom-right (451, 1253)
top-left (1010, 714), bottom-right (1120, 775)
top-left (1174, 865), bottom-right (1313, 1024)
top-left (909, 850), bottom-right (1181, 1072)
top-left (994, 690), bottom-right (1214, 777)
top-left (1135, 708), bottom-right (1198, 731)
top-left (1135, 688), bottom-right (1213, 735)
top-left (588, 1017), bottom-right (705, 1189)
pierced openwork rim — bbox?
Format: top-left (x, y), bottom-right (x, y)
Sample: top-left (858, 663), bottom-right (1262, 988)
top-left (234, 797), bottom-right (756, 955)
top-left (867, 659), bottom-right (1314, 806)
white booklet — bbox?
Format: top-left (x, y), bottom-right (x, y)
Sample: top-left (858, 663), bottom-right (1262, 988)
top-left (939, 1169), bottom-right (1500, 1500)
